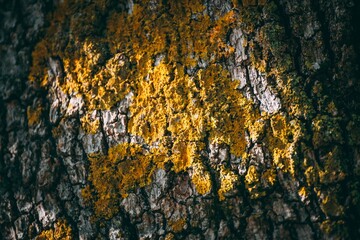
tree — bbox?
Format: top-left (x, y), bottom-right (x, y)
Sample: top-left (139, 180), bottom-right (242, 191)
top-left (1, 0), bottom-right (360, 239)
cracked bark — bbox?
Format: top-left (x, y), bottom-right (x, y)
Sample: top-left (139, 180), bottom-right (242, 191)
top-left (1, 0), bottom-right (360, 239)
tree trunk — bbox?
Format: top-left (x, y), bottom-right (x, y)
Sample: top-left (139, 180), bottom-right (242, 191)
top-left (1, 0), bottom-right (360, 239)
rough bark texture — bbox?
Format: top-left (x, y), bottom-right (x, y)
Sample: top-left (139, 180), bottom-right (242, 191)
top-left (1, 0), bottom-right (360, 239)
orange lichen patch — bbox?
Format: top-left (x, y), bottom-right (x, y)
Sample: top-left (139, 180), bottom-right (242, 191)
top-left (45, 0), bottom-right (252, 214)
top-left (30, 0), bottom-right (127, 110)
top-left (266, 114), bottom-right (302, 176)
top-left (190, 161), bottom-right (212, 195)
top-left (165, 233), bottom-right (175, 240)
top-left (245, 163), bottom-right (277, 198)
top-left (247, 119), bottom-right (266, 142)
top-left (127, 62), bottom-right (170, 144)
top-left (218, 166), bottom-right (239, 200)
top-left (27, 104), bottom-right (43, 127)
top-left (83, 143), bottom-right (166, 219)
top-left (80, 112), bottom-right (100, 134)
top-left (30, 0), bottom-right (237, 110)
top-left (262, 169), bottom-right (276, 186)
top-left (169, 218), bottom-right (187, 233)
top-left (298, 186), bottom-right (308, 201)
top-left (82, 60), bottom-right (260, 209)
top-left (36, 219), bottom-right (72, 240)
top-left (245, 165), bottom-right (261, 197)
top-left (61, 43), bottom-right (131, 111)
top-left (170, 141), bottom-right (197, 173)
top-left (304, 166), bottom-right (318, 186)
top-left (197, 66), bottom-right (259, 157)
top-left (128, 60), bottom-right (257, 172)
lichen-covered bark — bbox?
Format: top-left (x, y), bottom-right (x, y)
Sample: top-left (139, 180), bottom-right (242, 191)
top-left (1, 0), bottom-right (360, 239)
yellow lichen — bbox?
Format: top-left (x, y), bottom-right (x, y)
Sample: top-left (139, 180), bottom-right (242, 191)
top-left (218, 166), bottom-right (239, 201)
top-left (262, 169), bottom-right (276, 186)
top-left (33, 0), bottom-right (266, 208)
top-left (30, 0), bottom-right (326, 218)
top-left (169, 218), bottom-right (187, 233)
top-left (165, 233), bottom-right (175, 240)
top-left (245, 165), bottom-right (259, 193)
top-left (80, 113), bottom-right (100, 134)
top-left (36, 219), bottom-right (72, 240)
top-left (298, 186), bottom-right (308, 201)
top-left (190, 161), bottom-right (212, 195)
top-left (83, 143), bottom-right (166, 219)
top-left (305, 166), bottom-right (318, 186)
top-left (248, 119), bottom-right (266, 142)
top-left (245, 165), bottom-right (259, 184)
top-left (266, 114), bottom-right (302, 176)
top-left (27, 105), bottom-right (43, 127)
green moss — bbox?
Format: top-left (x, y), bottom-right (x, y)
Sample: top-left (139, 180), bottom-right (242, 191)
top-left (318, 146), bottom-right (346, 184)
top-left (312, 115), bottom-right (343, 148)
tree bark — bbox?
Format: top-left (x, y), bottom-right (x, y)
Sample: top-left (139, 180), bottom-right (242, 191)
top-left (1, 0), bottom-right (360, 239)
